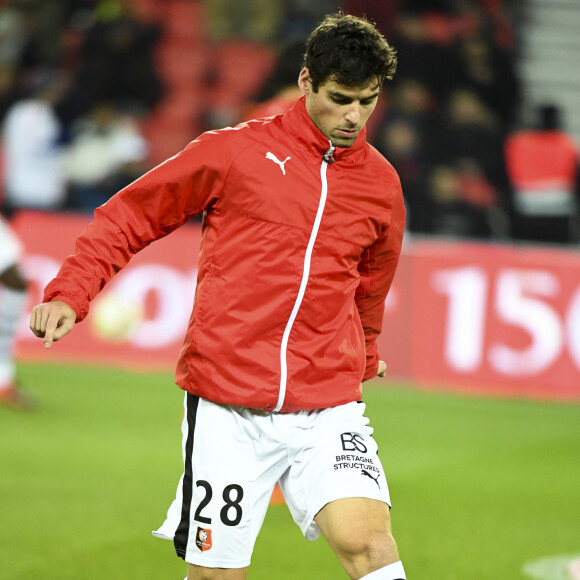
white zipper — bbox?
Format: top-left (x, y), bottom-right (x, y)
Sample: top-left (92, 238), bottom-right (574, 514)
top-left (275, 154), bottom-right (332, 412)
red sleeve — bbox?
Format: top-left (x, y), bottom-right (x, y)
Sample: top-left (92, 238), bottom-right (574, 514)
top-left (43, 132), bottom-right (229, 321)
top-left (355, 180), bottom-right (406, 381)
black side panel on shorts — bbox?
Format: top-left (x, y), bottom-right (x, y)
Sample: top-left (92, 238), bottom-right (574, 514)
top-left (174, 393), bottom-right (200, 559)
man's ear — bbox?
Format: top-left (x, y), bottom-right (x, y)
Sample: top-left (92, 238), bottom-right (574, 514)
top-left (298, 67), bottom-right (311, 96)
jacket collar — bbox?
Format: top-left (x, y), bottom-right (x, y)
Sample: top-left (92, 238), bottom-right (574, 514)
top-left (281, 96), bottom-right (367, 164)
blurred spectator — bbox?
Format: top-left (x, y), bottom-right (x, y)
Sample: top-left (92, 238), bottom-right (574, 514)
top-left (202, 0), bottom-right (283, 128)
top-left (0, 0), bottom-right (67, 70)
top-left (427, 88), bottom-right (510, 238)
top-left (0, 64), bottom-right (19, 126)
top-left (1, 69), bottom-right (68, 211)
top-left (504, 104), bottom-right (580, 244)
top-left (375, 78), bottom-right (438, 233)
top-left (427, 161), bottom-right (503, 238)
top-left (205, 0), bottom-right (282, 44)
top-left (281, 0), bottom-right (342, 41)
top-left (0, 2), bottom-right (27, 122)
top-left (0, 0), bottom-right (79, 123)
top-left (437, 89), bottom-right (507, 179)
top-left (59, 0), bottom-right (164, 125)
top-left (65, 101), bottom-right (149, 212)
top-left (13, 0), bottom-right (69, 68)
top-left (343, 0), bottom-right (401, 37)
top-left (378, 116), bottom-right (433, 233)
top-left (244, 39), bottom-right (305, 120)
top-left (390, 11), bottom-right (461, 105)
top-left (0, 3), bottom-right (27, 68)
top-left (382, 77), bottom-right (437, 129)
top-left (453, 31), bottom-right (520, 128)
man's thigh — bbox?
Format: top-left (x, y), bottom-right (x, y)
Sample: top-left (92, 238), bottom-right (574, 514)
top-left (315, 498), bottom-right (399, 579)
top-left (154, 396), bottom-right (287, 568)
top-left (315, 496), bottom-right (393, 544)
top-left (280, 401), bottom-right (392, 541)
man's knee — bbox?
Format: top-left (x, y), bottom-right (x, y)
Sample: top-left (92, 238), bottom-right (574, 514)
top-left (315, 499), bottom-right (400, 579)
top-left (331, 522), bottom-right (398, 570)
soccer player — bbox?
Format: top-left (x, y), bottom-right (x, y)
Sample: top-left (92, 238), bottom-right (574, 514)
top-left (29, 13), bottom-right (407, 580)
top-left (0, 214), bottom-right (32, 410)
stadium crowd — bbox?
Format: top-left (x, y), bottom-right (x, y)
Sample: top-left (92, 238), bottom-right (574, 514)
top-left (0, 0), bottom-right (578, 243)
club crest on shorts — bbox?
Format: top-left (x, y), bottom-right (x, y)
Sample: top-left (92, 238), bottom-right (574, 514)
top-left (195, 526), bottom-right (212, 552)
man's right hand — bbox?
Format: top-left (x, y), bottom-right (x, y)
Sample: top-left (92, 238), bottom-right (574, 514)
top-left (29, 300), bottom-right (77, 349)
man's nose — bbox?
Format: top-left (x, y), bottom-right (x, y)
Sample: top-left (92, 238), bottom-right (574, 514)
top-left (344, 103), bottom-right (361, 126)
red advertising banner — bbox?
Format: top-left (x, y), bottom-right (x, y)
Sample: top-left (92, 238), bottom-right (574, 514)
top-left (404, 240), bottom-right (580, 400)
top-left (12, 212), bottom-right (580, 400)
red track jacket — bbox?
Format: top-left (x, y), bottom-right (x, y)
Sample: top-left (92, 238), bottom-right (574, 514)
top-left (44, 98), bottom-right (406, 412)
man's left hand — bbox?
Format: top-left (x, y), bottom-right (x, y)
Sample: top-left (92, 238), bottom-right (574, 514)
top-left (377, 360), bottom-right (387, 377)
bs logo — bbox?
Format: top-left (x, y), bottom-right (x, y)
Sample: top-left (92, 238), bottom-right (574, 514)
top-left (340, 432), bottom-right (367, 453)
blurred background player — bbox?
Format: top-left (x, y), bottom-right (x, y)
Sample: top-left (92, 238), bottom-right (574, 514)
top-left (0, 212), bottom-right (32, 409)
top-left (504, 103), bottom-right (580, 244)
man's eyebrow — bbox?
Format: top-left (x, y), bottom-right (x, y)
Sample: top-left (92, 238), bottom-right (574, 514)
top-left (328, 90), bottom-right (380, 101)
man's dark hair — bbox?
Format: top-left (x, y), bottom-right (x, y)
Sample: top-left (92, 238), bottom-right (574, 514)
top-left (303, 13), bottom-right (397, 92)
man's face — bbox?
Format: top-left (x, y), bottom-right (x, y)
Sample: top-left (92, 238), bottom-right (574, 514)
top-left (299, 68), bottom-right (381, 148)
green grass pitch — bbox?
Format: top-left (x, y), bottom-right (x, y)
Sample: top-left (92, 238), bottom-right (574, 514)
top-left (1, 362), bottom-right (579, 579)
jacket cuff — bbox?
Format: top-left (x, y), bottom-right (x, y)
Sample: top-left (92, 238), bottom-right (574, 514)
top-left (362, 350), bottom-right (379, 381)
top-left (43, 292), bottom-right (86, 322)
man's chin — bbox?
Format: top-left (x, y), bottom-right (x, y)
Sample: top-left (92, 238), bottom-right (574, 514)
top-left (331, 136), bottom-right (357, 148)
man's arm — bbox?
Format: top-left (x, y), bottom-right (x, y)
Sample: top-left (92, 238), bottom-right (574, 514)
top-left (356, 184), bottom-right (406, 381)
top-left (28, 132), bottom-right (230, 343)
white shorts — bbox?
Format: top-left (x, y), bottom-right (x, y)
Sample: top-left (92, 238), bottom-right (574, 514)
top-left (153, 394), bottom-right (391, 568)
top-left (0, 215), bottom-right (22, 275)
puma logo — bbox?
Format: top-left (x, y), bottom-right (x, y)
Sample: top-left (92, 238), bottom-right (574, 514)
top-left (266, 152), bottom-right (291, 175)
top-left (361, 469), bottom-right (381, 488)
